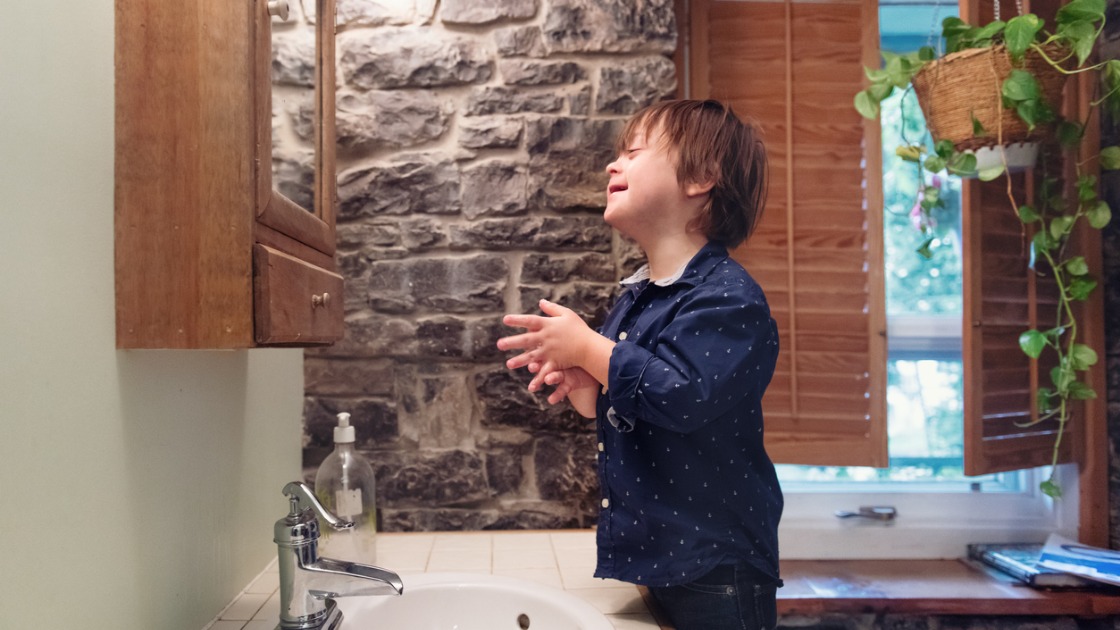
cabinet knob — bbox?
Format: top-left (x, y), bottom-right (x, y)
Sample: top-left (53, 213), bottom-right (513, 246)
top-left (268, 0), bottom-right (290, 21)
top-left (312, 292), bottom-right (330, 309)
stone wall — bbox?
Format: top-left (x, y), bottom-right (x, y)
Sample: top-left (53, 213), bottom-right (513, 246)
top-left (282, 0), bottom-right (677, 530)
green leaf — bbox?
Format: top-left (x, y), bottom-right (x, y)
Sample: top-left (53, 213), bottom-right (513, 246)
top-left (854, 91), bottom-right (879, 119)
top-left (978, 164), bottom-right (1006, 181)
top-left (1037, 386), bottom-right (1057, 414)
top-left (1068, 380), bottom-right (1098, 400)
top-left (1005, 15), bottom-right (1044, 60)
top-left (924, 155), bottom-right (946, 173)
top-left (1051, 364), bottom-right (1074, 391)
top-left (1018, 205), bottom-right (1041, 223)
top-left (1068, 276), bottom-right (1098, 300)
top-left (1042, 326), bottom-right (1066, 340)
top-left (918, 46), bottom-right (936, 61)
top-left (973, 20), bottom-right (1007, 42)
top-left (1078, 175), bottom-right (1098, 201)
top-left (869, 81), bottom-right (893, 101)
top-left (1070, 343), bottom-right (1099, 370)
top-left (885, 55), bottom-right (914, 89)
top-left (971, 112), bottom-right (988, 137)
top-left (1065, 256), bottom-right (1089, 276)
top-left (1050, 215), bottom-right (1075, 239)
top-left (1056, 0), bottom-right (1105, 26)
top-left (942, 17), bottom-right (972, 51)
top-left (935, 140), bottom-right (956, 159)
top-left (1014, 99), bottom-right (1048, 132)
top-left (1033, 229), bottom-right (1056, 252)
top-left (1003, 70), bottom-right (1041, 102)
top-left (1086, 200), bottom-right (1112, 228)
top-left (1057, 121), bottom-right (1084, 148)
top-left (946, 152), bottom-right (978, 176)
top-left (1100, 146), bottom-right (1120, 170)
top-left (1104, 61), bottom-right (1120, 119)
top-left (1019, 329), bottom-right (1047, 358)
top-left (1059, 20), bottom-right (1097, 65)
top-left (1040, 478), bottom-right (1063, 499)
top-left (916, 237), bottom-right (934, 259)
top-left (864, 66), bottom-right (889, 82)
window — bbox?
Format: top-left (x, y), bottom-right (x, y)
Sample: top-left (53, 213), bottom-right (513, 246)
top-left (685, 0), bottom-right (1079, 557)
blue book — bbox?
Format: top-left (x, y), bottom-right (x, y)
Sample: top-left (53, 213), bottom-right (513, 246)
top-left (1038, 533), bottom-right (1120, 587)
top-left (968, 542), bottom-right (1096, 589)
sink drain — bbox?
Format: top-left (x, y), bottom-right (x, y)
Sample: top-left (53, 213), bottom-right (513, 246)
top-left (517, 613), bottom-right (531, 629)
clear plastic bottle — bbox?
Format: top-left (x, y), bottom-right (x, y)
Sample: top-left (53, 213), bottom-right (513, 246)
top-left (314, 412), bottom-right (377, 563)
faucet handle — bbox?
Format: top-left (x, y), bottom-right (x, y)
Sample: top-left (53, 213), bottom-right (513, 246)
top-left (275, 481), bottom-right (354, 548)
top-left (282, 481), bottom-right (355, 531)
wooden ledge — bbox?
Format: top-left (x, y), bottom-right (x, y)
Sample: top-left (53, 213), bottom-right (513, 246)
top-left (641, 559), bottom-right (1120, 629)
top-left (778, 559), bottom-right (1120, 617)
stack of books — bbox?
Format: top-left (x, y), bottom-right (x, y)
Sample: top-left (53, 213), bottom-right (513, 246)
top-left (968, 542), bottom-right (1095, 589)
top-left (969, 534), bottom-right (1120, 590)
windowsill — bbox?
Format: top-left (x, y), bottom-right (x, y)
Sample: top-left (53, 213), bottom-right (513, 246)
top-left (776, 559), bottom-right (1120, 616)
top-left (640, 559), bottom-right (1120, 628)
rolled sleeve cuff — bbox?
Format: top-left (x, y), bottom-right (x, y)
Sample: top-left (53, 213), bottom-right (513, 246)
top-left (606, 341), bottom-right (653, 431)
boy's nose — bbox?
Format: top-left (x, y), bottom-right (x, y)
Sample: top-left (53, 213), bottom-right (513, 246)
top-left (605, 159), bottom-right (619, 175)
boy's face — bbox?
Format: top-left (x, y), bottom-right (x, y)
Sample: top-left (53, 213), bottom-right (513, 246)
top-left (604, 124), bottom-right (694, 238)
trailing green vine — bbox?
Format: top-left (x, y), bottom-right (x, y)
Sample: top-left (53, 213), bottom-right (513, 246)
top-left (854, 0), bottom-right (1120, 497)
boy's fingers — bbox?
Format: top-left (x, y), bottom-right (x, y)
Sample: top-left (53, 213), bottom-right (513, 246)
top-left (503, 313), bottom-right (543, 329)
top-left (505, 351), bottom-right (534, 369)
top-left (538, 299), bottom-right (570, 317)
top-left (496, 332), bottom-right (536, 351)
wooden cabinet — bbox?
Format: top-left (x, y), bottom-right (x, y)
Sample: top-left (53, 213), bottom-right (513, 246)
top-left (115, 0), bottom-right (343, 348)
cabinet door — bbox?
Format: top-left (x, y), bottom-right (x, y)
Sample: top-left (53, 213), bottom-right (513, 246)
top-left (254, 0), bottom-right (337, 257)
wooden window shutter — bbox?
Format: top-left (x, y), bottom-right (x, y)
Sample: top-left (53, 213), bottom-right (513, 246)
top-left (688, 0), bottom-right (888, 466)
top-left (961, 176), bottom-right (1077, 475)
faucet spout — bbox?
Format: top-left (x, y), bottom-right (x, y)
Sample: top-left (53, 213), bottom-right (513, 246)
top-left (304, 557), bottom-right (404, 599)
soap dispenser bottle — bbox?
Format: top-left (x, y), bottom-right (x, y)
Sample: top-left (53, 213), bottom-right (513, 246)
top-left (314, 412), bottom-right (377, 562)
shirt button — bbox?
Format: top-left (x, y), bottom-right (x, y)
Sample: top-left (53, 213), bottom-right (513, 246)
top-left (601, 498), bottom-right (610, 509)
top-left (618, 331), bottom-right (628, 340)
top-left (598, 442), bottom-right (604, 452)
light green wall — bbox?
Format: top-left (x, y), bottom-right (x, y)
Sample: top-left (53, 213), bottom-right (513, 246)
top-left (0, 2), bottom-right (304, 628)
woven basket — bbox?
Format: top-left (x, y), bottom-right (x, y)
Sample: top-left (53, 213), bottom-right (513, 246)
top-left (910, 44), bottom-right (1067, 151)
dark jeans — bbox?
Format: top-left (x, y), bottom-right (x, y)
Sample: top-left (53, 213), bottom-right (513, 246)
top-left (647, 563), bottom-right (781, 630)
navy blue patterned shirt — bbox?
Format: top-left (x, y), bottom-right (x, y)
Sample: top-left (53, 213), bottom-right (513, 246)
top-left (592, 241), bottom-right (782, 587)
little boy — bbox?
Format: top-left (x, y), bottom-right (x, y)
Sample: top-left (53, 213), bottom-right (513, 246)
top-left (497, 99), bottom-right (782, 630)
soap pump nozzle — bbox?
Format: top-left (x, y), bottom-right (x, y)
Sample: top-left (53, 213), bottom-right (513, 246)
top-left (334, 412), bottom-right (355, 444)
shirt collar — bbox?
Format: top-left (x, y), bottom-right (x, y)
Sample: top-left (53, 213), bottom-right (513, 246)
top-left (619, 241), bottom-right (730, 288)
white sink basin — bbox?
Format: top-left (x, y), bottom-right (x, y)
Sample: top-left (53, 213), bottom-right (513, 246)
top-left (336, 572), bottom-right (615, 630)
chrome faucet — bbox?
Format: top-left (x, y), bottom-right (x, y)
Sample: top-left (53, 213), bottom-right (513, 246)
top-left (274, 481), bottom-right (403, 630)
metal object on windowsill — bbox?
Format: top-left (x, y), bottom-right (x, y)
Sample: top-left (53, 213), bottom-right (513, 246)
top-left (834, 506), bottom-right (898, 521)
top-left (274, 481), bottom-right (403, 630)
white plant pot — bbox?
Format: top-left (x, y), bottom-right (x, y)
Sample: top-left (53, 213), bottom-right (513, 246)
top-left (964, 142), bottom-right (1040, 176)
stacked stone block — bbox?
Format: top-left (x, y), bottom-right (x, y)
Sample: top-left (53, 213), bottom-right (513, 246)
top-left (274, 0), bottom-right (677, 530)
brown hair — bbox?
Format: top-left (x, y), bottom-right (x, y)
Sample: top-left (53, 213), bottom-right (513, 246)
top-left (615, 99), bottom-right (768, 248)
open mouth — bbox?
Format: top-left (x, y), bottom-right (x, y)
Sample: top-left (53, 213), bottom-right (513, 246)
top-left (608, 184), bottom-right (627, 194)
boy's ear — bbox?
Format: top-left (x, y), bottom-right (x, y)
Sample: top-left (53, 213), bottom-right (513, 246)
top-left (684, 178), bottom-right (716, 198)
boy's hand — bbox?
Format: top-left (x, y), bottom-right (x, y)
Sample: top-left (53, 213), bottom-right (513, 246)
top-left (498, 299), bottom-right (614, 405)
top-left (539, 366), bottom-right (599, 405)
top-left (498, 299), bottom-right (594, 373)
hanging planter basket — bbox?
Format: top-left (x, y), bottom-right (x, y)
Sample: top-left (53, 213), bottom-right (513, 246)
top-left (910, 44), bottom-right (1068, 152)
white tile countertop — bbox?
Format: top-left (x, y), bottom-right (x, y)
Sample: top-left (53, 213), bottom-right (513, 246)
top-left (205, 529), bottom-right (660, 630)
